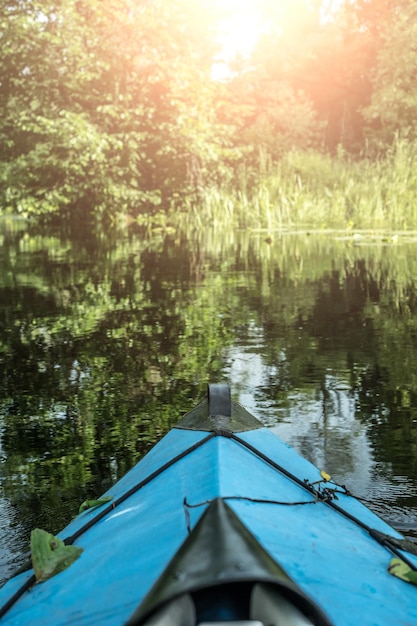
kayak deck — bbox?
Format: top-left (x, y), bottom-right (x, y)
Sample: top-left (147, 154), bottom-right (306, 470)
top-left (1, 385), bottom-right (417, 625)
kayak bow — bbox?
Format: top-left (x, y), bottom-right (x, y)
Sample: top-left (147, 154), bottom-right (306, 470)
top-left (1, 383), bottom-right (417, 626)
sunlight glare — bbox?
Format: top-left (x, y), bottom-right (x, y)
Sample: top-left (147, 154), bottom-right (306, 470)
top-left (218, 5), bottom-right (262, 61)
top-left (212, 0), bottom-right (262, 79)
top-left (211, 0), bottom-right (341, 79)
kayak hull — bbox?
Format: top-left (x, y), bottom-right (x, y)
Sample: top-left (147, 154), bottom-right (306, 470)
top-left (1, 388), bottom-right (417, 625)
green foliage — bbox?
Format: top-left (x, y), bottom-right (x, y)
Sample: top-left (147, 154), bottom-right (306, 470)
top-left (2, 0), bottom-right (417, 228)
top-left (0, 0), bottom-right (234, 221)
top-left (245, 0), bottom-right (376, 152)
top-left (233, 82), bottom-right (322, 161)
top-left (2, 109), bottom-right (158, 216)
top-left (182, 140), bottom-right (417, 231)
top-left (362, 1), bottom-right (417, 146)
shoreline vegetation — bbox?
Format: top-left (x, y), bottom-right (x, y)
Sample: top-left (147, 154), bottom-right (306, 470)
top-left (5, 136), bottom-right (417, 241)
top-left (2, 0), bottom-right (417, 234)
top-left (180, 140), bottom-right (417, 233)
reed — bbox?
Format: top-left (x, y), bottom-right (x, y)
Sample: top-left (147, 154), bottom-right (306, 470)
top-left (181, 139), bottom-right (417, 232)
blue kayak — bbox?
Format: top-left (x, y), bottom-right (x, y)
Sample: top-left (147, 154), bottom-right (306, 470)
top-left (1, 384), bottom-right (417, 625)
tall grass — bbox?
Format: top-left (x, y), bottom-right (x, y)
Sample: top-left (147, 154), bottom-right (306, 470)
top-left (181, 139), bottom-right (417, 231)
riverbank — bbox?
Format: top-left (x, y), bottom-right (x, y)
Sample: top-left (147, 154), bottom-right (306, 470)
top-left (181, 139), bottom-right (417, 232)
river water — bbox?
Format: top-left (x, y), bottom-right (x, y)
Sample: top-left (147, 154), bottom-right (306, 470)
top-left (1, 219), bottom-right (417, 584)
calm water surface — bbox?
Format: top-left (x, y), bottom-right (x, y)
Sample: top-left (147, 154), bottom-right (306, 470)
top-left (1, 219), bottom-right (417, 583)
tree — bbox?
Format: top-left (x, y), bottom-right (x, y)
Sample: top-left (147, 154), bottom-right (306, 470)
top-left (362, 0), bottom-right (417, 146)
top-left (0, 0), bottom-right (231, 222)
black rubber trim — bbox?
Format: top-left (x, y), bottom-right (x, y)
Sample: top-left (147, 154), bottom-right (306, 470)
top-left (208, 383), bottom-right (231, 417)
top-left (176, 385), bottom-right (262, 433)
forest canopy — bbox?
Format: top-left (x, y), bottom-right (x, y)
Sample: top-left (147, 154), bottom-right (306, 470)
top-left (0, 0), bottom-right (415, 225)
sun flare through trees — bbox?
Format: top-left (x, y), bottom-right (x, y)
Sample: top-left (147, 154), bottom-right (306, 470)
top-left (0, 0), bottom-right (415, 228)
